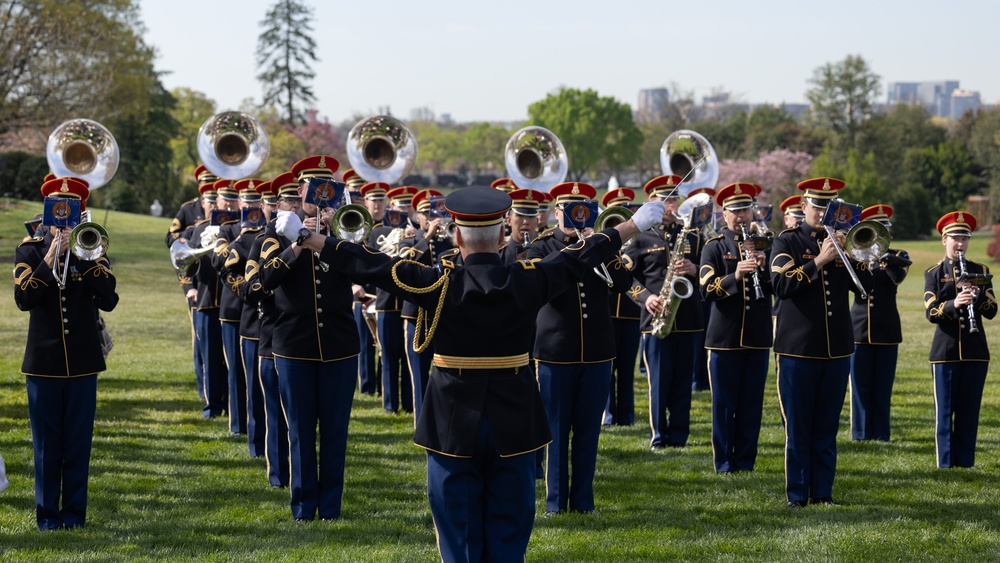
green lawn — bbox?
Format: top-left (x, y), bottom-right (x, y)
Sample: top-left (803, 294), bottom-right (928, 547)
top-left (1, 201), bottom-right (998, 561)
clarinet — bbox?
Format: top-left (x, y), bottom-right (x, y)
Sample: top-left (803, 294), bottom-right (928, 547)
top-left (955, 250), bottom-right (979, 334)
top-left (740, 224), bottom-right (766, 303)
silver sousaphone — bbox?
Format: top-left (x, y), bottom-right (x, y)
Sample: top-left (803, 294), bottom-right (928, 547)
top-left (505, 125), bottom-right (568, 192)
top-left (196, 111), bottom-right (271, 179)
top-left (46, 119), bottom-right (119, 282)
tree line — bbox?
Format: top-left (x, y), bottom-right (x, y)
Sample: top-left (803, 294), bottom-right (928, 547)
top-left (2, 0), bottom-right (999, 240)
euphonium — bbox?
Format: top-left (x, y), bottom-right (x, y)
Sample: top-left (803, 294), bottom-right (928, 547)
top-left (595, 206), bottom-right (634, 249)
top-left (170, 238), bottom-right (215, 274)
top-left (650, 213), bottom-right (696, 339)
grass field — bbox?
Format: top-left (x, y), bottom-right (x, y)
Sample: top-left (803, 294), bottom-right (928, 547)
top-left (1, 200), bottom-right (998, 562)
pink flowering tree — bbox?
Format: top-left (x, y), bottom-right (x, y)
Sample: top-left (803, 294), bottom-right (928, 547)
top-left (717, 149), bottom-right (813, 231)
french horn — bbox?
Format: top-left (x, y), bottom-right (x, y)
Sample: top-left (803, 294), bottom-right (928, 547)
top-left (660, 130), bottom-right (718, 197)
top-left (505, 126), bottom-right (568, 192)
top-left (197, 112), bottom-right (270, 179)
top-left (346, 115), bottom-right (417, 184)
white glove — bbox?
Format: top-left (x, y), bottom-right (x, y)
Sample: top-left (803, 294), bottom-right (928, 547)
top-left (631, 200), bottom-right (666, 231)
top-left (275, 210), bottom-right (304, 240)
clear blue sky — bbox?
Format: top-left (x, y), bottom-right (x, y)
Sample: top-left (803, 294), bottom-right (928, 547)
top-left (140, 0), bottom-right (1000, 124)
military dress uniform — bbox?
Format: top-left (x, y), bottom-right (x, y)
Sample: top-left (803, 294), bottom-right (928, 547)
top-left (849, 205), bottom-right (908, 442)
top-left (627, 175), bottom-right (704, 449)
top-left (293, 187), bottom-right (640, 562)
top-left (370, 186), bottom-right (418, 413)
top-left (398, 188), bottom-right (453, 421)
top-left (212, 181), bottom-right (249, 436)
top-left (171, 167), bottom-right (217, 400)
top-left (242, 171), bottom-right (296, 487)
top-left (348, 174), bottom-right (380, 396)
top-left (219, 178), bottom-right (270, 456)
top-left (924, 211), bottom-right (997, 468)
top-left (185, 213), bottom-right (230, 419)
top-left (698, 183), bottom-right (773, 473)
top-left (770, 177), bottom-right (853, 507)
top-left (527, 182), bottom-right (631, 515)
top-left (602, 188), bottom-right (641, 427)
top-left (258, 155), bottom-right (359, 521)
top-left (14, 178), bottom-right (119, 531)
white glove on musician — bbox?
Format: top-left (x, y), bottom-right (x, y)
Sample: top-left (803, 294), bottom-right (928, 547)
top-left (631, 200), bottom-right (666, 232)
top-left (275, 210), bottom-right (304, 240)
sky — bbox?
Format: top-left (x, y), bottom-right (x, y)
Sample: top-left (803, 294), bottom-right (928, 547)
top-left (139, 0), bottom-right (1000, 125)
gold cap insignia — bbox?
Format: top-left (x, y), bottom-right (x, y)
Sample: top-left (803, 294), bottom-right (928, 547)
top-left (571, 183), bottom-right (580, 195)
top-left (617, 189), bottom-right (624, 198)
top-left (877, 204), bottom-right (884, 214)
top-left (60, 179), bottom-right (69, 193)
top-left (318, 156), bottom-right (326, 169)
top-left (822, 178), bottom-right (831, 191)
top-left (248, 180), bottom-right (255, 190)
top-left (734, 183), bottom-right (742, 195)
top-left (957, 212), bottom-right (965, 223)
top-left (526, 191), bottom-right (534, 200)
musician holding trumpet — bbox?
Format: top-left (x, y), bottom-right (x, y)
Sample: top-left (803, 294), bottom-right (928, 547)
top-left (14, 177), bottom-right (119, 530)
top-left (924, 211), bottom-right (996, 469)
top-left (698, 183), bottom-right (773, 473)
top-left (770, 177), bottom-right (853, 508)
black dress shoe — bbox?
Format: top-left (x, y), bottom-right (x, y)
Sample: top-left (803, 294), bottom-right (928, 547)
top-left (811, 497), bottom-right (840, 506)
top-left (294, 517), bottom-right (314, 523)
top-left (650, 443), bottom-right (666, 451)
top-left (543, 510), bottom-right (563, 518)
top-left (786, 501), bottom-right (806, 509)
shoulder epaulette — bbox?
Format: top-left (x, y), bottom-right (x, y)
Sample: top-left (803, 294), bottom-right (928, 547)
top-left (537, 227), bottom-right (556, 239)
top-left (18, 236), bottom-right (44, 246)
top-left (182, 197), bottom-right (199, 207)
top-left (440, 248), bottom-right (460, 259)
top-left (926, 260), bottom-right (944, 273)
top-left (777, 225), bottom-right (800, 236)
top-left (706, 234), bottom-right (724, 244)
top-left (193, 218), bottom-right (209, 227)
top-left (221, 219), bottom-right (239, 226)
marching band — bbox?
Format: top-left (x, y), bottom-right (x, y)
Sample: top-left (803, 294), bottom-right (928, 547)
top-left (10, 118), bottom-right (997, 562)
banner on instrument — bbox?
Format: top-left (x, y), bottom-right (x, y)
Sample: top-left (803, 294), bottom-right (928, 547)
top-left (42, 198), bottom-right (81, 228)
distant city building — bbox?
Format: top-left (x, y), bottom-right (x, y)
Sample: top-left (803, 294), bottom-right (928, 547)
top-left (887, 80), bottom-right (979, 119)
top-left (636, 87), bottom-right (670, 122)
top-left (950, 89), bottom-right (981, 120)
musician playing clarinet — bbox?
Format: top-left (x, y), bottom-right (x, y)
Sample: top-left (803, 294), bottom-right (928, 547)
top-left (698, 183), bottom-right (772, 473)
top-left (924, 211), bottom-right (996, 469)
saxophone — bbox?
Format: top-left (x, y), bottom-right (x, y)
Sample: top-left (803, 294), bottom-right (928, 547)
top-left (650, 214), bottom-right (695, 339)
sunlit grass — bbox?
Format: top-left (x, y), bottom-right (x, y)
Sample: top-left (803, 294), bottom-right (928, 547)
top-left (1, 201), bottom-right (998, 561)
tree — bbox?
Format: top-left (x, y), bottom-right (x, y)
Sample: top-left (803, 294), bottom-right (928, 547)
top-left (256, 0), bottom-right (318, 126)
top-left (859, 103), bottom-right (946, 190)
top-left (460, 122), bottom-right (509, 178)
top-left (168, 87), bottom-right (217, 180)
top-left (718, 148), bottom-right (814, 228)
top-left (811, 146), bottom-right (886, 205)
top-left (527, 88), bottom-right (642, 182)
top-left (0, 0), bottom-right (158, 137)
top-left (410, 121), bottom-right (461, 181)
top-left (805, 54), bottom-right (881, 147)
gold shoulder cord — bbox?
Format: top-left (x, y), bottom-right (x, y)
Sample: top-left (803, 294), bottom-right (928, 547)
top-left (391, 259), bottom-right (450, 353)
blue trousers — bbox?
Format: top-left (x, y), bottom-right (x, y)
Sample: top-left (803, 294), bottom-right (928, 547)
top-left (850, 344), bottom-right (898, 441)
top-left (427, 420), bottom-right (536, 563)
top-left (194, 309), bottom-right (227, 418)
top-left (241, 337), bottom-right (265, 457)
top-left (221, 320), bottom-right (246, 434)
top-left (405, 319), bottom-right (433, 423)
top-left (708, 349), bottom-right (768, 472)
top-left (933, 361), bottom-right (988, 468)
top-left (275, 356), bottom-right (357, 520)
top-left (377, 311), bottom-right (410, 413)
top-left (188, 299), bottom-right (205, 400)
top-left (605, 318), bottom-right (640, 426)
top-left (536, 360), bottom-right (611, 513)
top-left (27, 375), bottom-right (97, 530)
top-left (777, 355), bottom-right (849, 504)
top-left (259, 356), bottom-right (289, 487)
top-left (354, 303), bottom-right (379, 395)
top-left (643, 331), bottom-right (696, 447)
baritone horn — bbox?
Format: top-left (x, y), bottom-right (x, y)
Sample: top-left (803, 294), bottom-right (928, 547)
top-left (505, 126), bottom-right (568, 192)
top-left (170, 238), bottom-right (215, 275)
top-left (347, 115), bottom-right (418, 184)
top-left (197, 112), bottom-right (270, 179)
